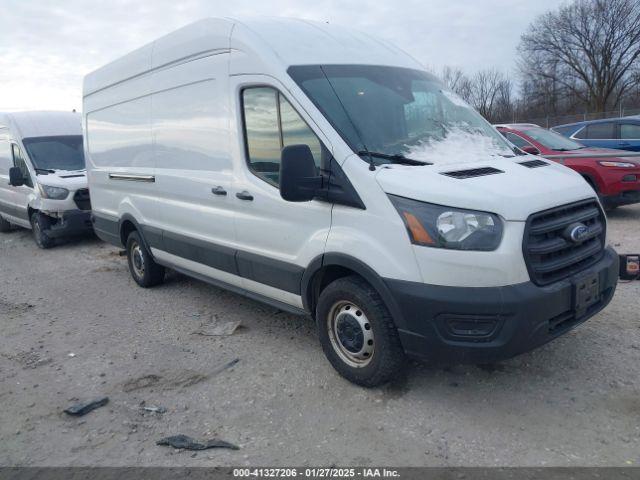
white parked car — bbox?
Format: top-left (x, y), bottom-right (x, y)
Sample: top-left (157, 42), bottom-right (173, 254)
top-left (83, 18), bottom-right (618, 386)
top-left (0, 111), bottom-right (92, 248)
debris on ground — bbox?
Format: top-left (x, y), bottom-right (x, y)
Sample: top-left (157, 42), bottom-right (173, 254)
top-left (192, 319), bottom-right (242, 336)
top-left (156, 434), bottom-right (239, 451)
top-left (141, 405), bottom-right (167, 414)
top-left (213, 358), bottom-right (240, 375)
top-left (63, 397), bottom-right (109, 416)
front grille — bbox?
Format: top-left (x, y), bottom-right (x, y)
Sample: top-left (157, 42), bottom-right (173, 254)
top-left (523, 199), bottom-right (606, 285)
top-left (73, 189), bottom-right (91, 211)
top-left (441, 167), bottom-right (504, 179)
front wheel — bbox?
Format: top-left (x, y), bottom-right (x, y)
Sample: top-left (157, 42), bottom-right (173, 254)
top-left (316, 276), bottom-right (406, 387)
top-left (30, 212), bottom-right (54, 249)
top-left (126, 230), bottom-right (165, 287)
top-left (0, 215), bottom-right (11, 233)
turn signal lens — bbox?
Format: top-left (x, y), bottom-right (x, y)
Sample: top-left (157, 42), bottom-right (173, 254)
top-left (402, 212), bottom-right (435, 245)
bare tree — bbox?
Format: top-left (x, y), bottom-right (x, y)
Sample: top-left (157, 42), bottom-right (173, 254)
top-left (467, 69), bottom-right (513, 123)
top-left (518, 0), bottom-right (640, 112)
top-left (439, 66), bottom-right (473, 103)
top-left (437, 66), bottom-right (515, 122)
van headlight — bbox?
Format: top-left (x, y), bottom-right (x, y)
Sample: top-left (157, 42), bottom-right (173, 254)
top-left (388, 195), bottom-right (503, 251)
top-left (39, 184), bottom-right (69, 200)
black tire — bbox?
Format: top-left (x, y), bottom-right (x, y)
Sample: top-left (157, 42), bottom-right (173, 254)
top-left (316, 275), bottom-right (406, 387)
top-left (0, 215), bottom-right (11, 233)
top-left (126, 230), bottom-right (165, 287)
top-left (30, 212), bottom-right (54, 249)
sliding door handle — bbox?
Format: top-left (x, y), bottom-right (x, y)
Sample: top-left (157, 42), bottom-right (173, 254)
top-left (236, 191), bottom-right (254, 201)
top-left (108, 173), bottom-right (155, 182)
top-left (211, 186), bottom-right (227, 196)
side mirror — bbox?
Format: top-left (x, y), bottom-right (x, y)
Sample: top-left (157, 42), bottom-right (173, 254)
top-left (280, 144), bottom-right (323, 202)
top-left (521, 145), bottom-right (540, 155)
top-left (8, 167), bottom-right (25, 187)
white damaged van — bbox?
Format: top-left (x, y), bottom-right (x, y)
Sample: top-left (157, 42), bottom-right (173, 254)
top-left (83, 18), bottom-right (618, 386)
top-left (0, 111), bottom-right (92, 248)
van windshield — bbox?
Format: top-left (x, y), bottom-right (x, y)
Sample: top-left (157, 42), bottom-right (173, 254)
top-left (288, 65), bottom-right (513, 165)
top-left (22, 135), bottom-right (85, 171)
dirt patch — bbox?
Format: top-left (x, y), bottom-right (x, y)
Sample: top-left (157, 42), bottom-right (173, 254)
top-left (122, 374), bottom-right (163, 392)
top-left (122, 370), bottom-right (210, 393)
top-left (0, 299), bottom-right (34, 317)
top-left (92, 265), bottom-right (118, 273)
top-left (1, 350), bottom-right (52, 369)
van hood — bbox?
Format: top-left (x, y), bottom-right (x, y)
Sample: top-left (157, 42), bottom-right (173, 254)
top-left (375, 156), bottom-right (597, 221)
top-left (35, 170), bottom-right (87, 190)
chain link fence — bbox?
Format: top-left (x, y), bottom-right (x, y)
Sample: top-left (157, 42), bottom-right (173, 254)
top-left (505, 108), bottom-right (640, 128)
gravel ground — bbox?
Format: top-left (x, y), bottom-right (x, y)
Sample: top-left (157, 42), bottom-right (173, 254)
top-left (0, 205), bottom-right (638, 467)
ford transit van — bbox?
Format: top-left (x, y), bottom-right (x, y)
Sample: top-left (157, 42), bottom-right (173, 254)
top-left (0, 111), bottom-right (92, 248)
top-left (83, 18), bottom-right (618, 386)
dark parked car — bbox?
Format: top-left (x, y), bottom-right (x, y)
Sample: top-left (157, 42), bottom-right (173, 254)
top-left (496, 123), bottom-right (640, 210)
top-left (552, 116), bottom-right (640, 152)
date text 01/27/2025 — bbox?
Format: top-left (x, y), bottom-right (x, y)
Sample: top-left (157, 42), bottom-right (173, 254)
top-left (232, 468), bottom-right (401, 478)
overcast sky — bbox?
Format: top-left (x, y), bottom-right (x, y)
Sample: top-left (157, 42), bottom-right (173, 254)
top-left (0, 0), bottom-right (564, 112)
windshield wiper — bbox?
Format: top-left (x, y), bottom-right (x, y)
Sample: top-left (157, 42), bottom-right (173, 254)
top-left (34, 168), bottom-right (56, 174)
top-left (357, 151), bottom-right (431, 166)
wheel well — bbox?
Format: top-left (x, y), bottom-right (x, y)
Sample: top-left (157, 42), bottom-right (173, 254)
top-left (581, 174), bottom-right (598, 192)
top-left (120, 220), bottom-right (137, 246)
top-left (308, 265), bottom-right (364, 315)
top-left (27, 207), bottom-right (36, 220)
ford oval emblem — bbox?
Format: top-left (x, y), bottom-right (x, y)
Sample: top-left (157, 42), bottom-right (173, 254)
top-left (569, 224), bottom-right (589, 243)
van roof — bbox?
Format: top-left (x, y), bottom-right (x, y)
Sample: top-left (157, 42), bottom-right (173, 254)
top-left (0, 111), bottom-right (82, 139)
top-left (84, 17), bottom-right (423, 97)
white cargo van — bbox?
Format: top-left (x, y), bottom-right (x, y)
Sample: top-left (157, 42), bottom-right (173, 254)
top-left (83, 18), bottom-right (618, 386)
top-left (0, 111), bottom-right (92, 248)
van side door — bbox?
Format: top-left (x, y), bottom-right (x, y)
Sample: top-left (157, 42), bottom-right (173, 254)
top-left (231, 80), bottom-right (333, 309)
top-left (150, 54), bottom-right (242, 287)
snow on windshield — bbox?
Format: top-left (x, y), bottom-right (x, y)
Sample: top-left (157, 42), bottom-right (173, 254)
top-left (404, 126), bottom-right (513, 166)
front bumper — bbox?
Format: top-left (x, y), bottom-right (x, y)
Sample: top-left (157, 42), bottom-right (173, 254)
top-left (46, 209), bottom-right (94, 238)
top-left (387, 247), bottom-right (619, 364)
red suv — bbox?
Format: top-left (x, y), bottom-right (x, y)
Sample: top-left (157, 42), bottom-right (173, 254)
top-left (496, 124), bottom-right (640, 210)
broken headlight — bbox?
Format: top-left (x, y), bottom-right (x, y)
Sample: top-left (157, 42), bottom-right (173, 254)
top-left (39, 184), bottom-right (69, 200)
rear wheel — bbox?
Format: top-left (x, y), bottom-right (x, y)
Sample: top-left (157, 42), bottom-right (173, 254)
top-left (126, 230), bottom-right (165, 287)
top-left (316, 275), bottom-right (405, 387)
top-left (30, 212), bottom-right (54, 249)
top-left (0, 215), bottom-right (11, 233)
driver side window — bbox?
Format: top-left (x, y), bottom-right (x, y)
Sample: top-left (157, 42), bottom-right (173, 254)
top-left (12, 144), bottom-right (33, 188)
top-left (242, 87), bottom-right (323, 187)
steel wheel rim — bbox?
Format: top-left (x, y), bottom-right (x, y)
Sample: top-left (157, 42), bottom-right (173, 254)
top-left (327, 301), bottom-right (374, 368)
top-left (131, 241), bottom-right (145, 278)
top-left (32, 219), bottom-right (43, 246)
